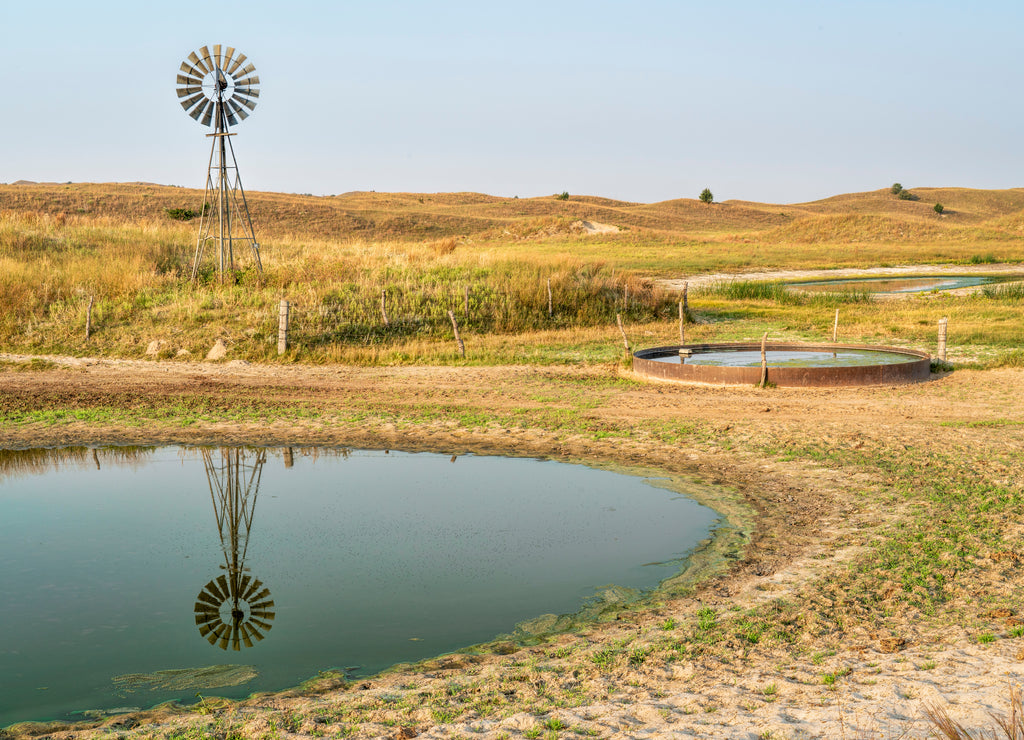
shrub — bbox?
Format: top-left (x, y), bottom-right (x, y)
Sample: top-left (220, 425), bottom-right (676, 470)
top-left (891, 183), bottom-right (903, 194)
top-left (699, 188), bottom-right (713, 204)
top-left (934, 203), bottom-right (944, 214)
top-left (166, 207), bottom-right (198, 221)
top-left (897, 189), bottom-right (916, 201)
top-left (555, 191), bottom-right (569, 201)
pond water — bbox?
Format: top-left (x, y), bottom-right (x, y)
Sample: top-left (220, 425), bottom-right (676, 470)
top-left (653, 348), bottom-right (917, 368)
top-left (0, 446), bottom-right (720, 727)
top-left (785, 274), bottom-right (1020, 294)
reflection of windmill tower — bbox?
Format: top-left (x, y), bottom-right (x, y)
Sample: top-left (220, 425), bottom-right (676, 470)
top-left (194, 448), bottom-right (275, 651)
top-left (176, 45), bottom-right (263, 282)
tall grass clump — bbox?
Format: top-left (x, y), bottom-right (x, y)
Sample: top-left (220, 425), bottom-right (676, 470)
top-left (982, 283), bottom-right (1024, 300)
top-left (699, 280), bottom-right (872, 306)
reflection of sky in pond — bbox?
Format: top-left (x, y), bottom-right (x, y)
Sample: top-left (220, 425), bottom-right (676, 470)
top-left (786, 275), bottom-right (1018, 293)
top-left (0, 447), bottom-right (719, 726)
top-left (655, 349), bottom-right (917, 368)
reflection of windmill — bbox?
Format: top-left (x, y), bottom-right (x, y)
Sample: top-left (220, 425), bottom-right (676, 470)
top-left (176, 45), bottom-right (263, 282)
top-left (194, 448), bottom-right (275, 651)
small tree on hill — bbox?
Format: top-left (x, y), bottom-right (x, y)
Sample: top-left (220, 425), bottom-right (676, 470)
top-left (699, 188), bottom-right (714, 204)
top-left (891, 183), bottom-right (903, 195)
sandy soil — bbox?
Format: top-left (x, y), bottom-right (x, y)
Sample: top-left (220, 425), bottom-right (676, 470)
top-left (2, 354), bottom-right (1023, 739)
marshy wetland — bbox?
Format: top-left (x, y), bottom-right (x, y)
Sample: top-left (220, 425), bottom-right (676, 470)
top-left (1, 183), bottom-right (1024, 738)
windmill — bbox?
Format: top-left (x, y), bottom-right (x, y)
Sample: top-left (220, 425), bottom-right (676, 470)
top-left (193, 448), bottom-right (275, 651)
top-left (176, 45), bottom-right (263, 282)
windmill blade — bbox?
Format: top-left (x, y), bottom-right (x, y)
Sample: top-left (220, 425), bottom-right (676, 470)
top-left (187, 51), bottom-right (210, 76)
top-left (227, 52), bottom-right (247, 75)
top-left (213, 44), bottom-right (223, 71)
top-left (234, 75), bottom-right (260, 88)
top-left (177, 74), bottom-right (202, 86)
top-left (187, 102), bottom-right (208, 122)
top-left (176, 85), bottom-right (203, 98)
top-left (180, 92), bottom-right (206, 111)
top-left (227, 100), bottom-right (248, 122)
top-left (225, 107), bottom-right (239, 127)
top-left (200, 102), bottom-right (215, 127)
top-left (199, 46), bottom-right (214, 72)
top-left (180, 61), bottom-right (204, 78)
top-left (224, 46), bottom-right (237, 72)
top-left (231, 94), bottom-right (256, 111)
top-left (234, 87), bottom-right (260, 99)
top-left (236, 63), bottom-right (257, 78)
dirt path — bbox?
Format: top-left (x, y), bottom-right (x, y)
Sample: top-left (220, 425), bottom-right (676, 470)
top-left (2, 355), bottom-right (1023, 739)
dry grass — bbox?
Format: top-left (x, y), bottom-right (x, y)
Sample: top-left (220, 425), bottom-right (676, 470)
top-left (925, 685), bottom-right (1024, 739)
top-left (1, 182), bottom-right (1022, 363)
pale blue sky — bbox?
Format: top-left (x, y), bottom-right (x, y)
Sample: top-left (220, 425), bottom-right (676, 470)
top-left (1, 1), bottom-right (1021, 203)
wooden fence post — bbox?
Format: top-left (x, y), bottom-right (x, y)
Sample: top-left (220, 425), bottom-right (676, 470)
top-left (616, 313), bottom-right (630, 356)
top-left (277, 299), bottom-right (290, 356)
top-left (678, 301), bottom-right (685, 344)
top-left (448, 310), bottom-right (465, 358)
top-left (833, 309), bottom-right (839, 343)
top-left (682, 281), bottom-right (689, 318)
top-left (547, 278), bottom-right (553, 318)
top-left (759, 332), bottom-right (768, 388)
top-left (85, 295), bottom-right (94, 341)
top-left (464, 285), bottom-right (470, 319)
top-left (938, 316), bottom-right (948, 361)
top-left (380, 289), bottom-right (390, 326)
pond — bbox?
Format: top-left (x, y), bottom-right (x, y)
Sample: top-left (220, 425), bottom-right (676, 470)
top-left (785, 274), bottom-right (1022, 294)
top-left (653, 348), bottom-right (918, 368)
top-left (0, 446), bottom-right (721, 727)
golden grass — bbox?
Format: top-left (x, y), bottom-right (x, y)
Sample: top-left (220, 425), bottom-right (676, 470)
top-left (0, 182), bottom-right (1022, 364)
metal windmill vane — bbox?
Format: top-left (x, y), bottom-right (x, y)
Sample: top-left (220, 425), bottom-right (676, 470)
top-left (177, 45), bottom-right (263, 282)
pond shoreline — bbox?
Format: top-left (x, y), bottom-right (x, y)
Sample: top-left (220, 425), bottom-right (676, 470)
top-left (2, 358), bottom-right (1023, 738)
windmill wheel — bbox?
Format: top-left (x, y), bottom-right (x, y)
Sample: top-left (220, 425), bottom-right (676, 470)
top-left (194, 573), bottom-right (275, 651)
top-left (176, 44), bottom-right (260, 127)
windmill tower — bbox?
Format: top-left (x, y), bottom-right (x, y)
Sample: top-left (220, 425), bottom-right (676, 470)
top-left (193, 448), bottom-right (275, 651)
top-left (176, 45), bottom-right (263, 282)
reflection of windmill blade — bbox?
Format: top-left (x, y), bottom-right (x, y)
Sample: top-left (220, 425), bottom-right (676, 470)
top-left (198, 621), bottom-right (218, 638)
top-left (217, 626), bottom-right (231, 650)
top-left (249, 616), bottom-right (274, 632)
top-left (216, 574), bottom-right (231, 599)
top-left (231, 621), bottom-right (242, 651)
top-left (204, 576), bottom-right (226, 602)
top-left (239, 623), bottom-right (255, 649)
top-left (249, 587), bottom-right (271, 602)
top-left (205, 622), bottom-right (228, 646)
top-left (237, 574), bottom-right (253, 599)
top-left (187, 52), bottom-right (210, 76)
top-left (195, 609), bottom-right (220, 626)
top-left (227, 52), bottom-right (247, 75)
top-left (250, 597), bottom-right (275, 611)
top-left (231, 94), bottom-right (256, 111)
top-left (196, 589), bottom-right (221, 608)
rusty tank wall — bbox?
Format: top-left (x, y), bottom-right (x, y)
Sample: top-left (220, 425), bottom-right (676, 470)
top-left (632, 343), bottom-right (931, 387)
